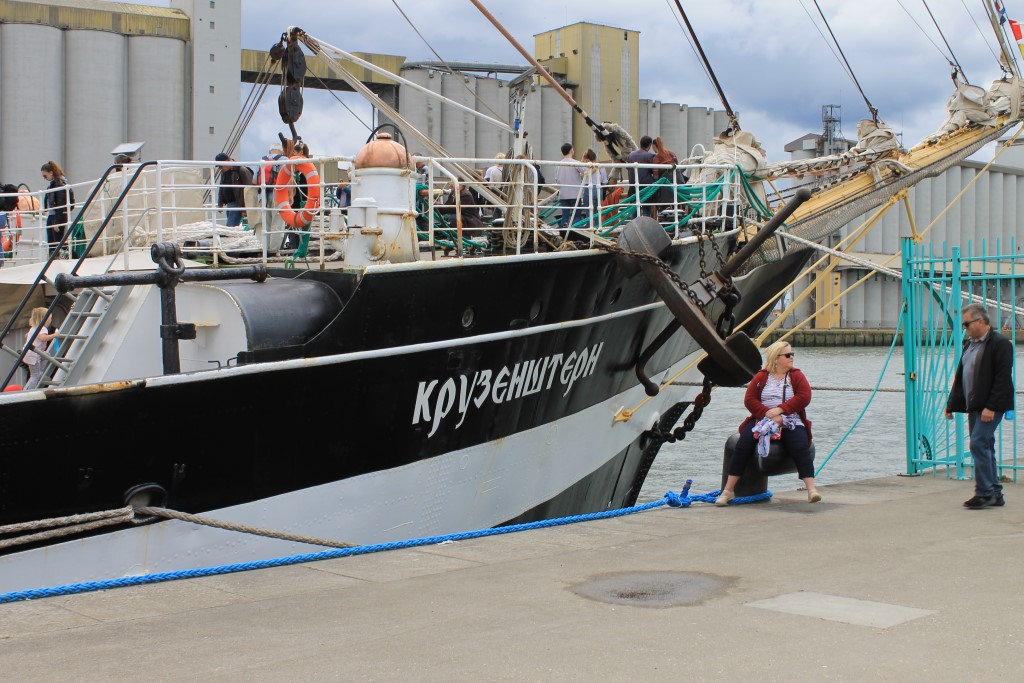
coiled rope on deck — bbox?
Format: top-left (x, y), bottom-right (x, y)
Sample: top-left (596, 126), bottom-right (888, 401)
top-left (0, 485), bottom-right (767, 604)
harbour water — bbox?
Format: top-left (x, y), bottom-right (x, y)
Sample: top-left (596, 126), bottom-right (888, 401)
top-left (639, 345), bottom-right (1024, 501)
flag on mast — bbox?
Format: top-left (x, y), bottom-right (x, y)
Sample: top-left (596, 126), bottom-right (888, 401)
top-left (1010, 18), bottom-right (1024, 59)
top-left (997, 1), bottom-right (1009, 25)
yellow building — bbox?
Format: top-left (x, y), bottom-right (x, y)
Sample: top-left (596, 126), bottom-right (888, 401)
top-left (534, 22), bottom-right (640, 160)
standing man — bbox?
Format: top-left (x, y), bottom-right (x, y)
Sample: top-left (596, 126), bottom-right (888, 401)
top-left (215, 152), bottom-right (253, 228)
top-left (627, 136), bottom-right (657, 219)
top-left (413, 154), bottom-right (428, 185)
top-left (945, 303), bottom-right (1015, 509)
top-left (485, 153), bottom-right (505, 186)
top-left (554, 143), bottom-right (583, 230)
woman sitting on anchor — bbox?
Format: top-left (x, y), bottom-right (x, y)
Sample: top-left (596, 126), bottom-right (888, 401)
top-left (716, 341), bottom-right (822, 506)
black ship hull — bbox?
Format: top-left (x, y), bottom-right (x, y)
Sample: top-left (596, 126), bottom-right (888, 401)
top-left (0, 243), bottom-right (812, 592)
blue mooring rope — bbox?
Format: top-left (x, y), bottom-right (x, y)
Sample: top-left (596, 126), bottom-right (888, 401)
top-left (665, 479), bottom-right (773, 507)
top-left (0, 483), bottom-right (771, 604)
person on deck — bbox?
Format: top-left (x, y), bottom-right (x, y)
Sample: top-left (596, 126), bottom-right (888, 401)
top-left (215, 152), bottom-right (252, 228)
top-left (554, 143), bottom-right (583, 230)
top-left (716, 341), bottom-right (821, 506)
top-left (24, 307), bottom-right (58, 390)
top-left (626, 136), bottom-right (656, 219)
top-left (945, 303), bottom-right (1016, 509)
top-left (652, 136), bottom-right (680, 220)
top-left (40, 161), bottom-right (73, 255)
top-left (440, 181), bottom-right (484, 229)
top-left (485, 153), bottom-right (505, 186)
top-left (581, 148), bottom-right (607, 226)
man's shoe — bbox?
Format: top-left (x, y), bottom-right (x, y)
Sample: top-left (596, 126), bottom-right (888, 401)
top-left (994, 494), bottom-right (1006, 507)
top-left (964, 495), bottom-right (997, 510)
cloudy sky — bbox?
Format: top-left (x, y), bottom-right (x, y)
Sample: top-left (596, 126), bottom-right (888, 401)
top-left (223, 1), bottom-right (1018, 161)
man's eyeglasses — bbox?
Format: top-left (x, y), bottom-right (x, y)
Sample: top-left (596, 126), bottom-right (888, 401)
top-left (780, 352), bottom-right (795, 358)
top-left (962, 318), bottom-right (981, 329)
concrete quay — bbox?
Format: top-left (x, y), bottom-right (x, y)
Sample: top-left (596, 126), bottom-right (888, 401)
top-left (1, 475), bottom-right (1022, 682)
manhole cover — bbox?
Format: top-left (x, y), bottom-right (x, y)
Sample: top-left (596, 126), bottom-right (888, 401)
top-left (572, 571), bottom-right (730, 608)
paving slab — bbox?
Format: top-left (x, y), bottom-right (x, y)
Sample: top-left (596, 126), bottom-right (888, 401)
top-left (1, 475), bottom-right (1023, 682)
top-left (745, 591), bottom-right (938, 628)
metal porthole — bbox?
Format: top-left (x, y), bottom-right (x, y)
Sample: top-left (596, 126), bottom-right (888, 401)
top-left (461, 306), bottom-right (477, 329)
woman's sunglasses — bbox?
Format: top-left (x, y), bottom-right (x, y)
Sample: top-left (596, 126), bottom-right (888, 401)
top-left (780, 352), bottom-right (795, 358)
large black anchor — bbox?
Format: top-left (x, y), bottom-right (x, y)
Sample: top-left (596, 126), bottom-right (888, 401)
top-left (618, 188), bottom-right (811, 393)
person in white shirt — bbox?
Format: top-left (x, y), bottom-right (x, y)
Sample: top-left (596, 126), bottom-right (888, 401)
top-left (581, 147), bottom-right (607, 225)
top-left (554, 143), bottom-right (583, 229)
top-left (485, 153), bottom-right (505, 185)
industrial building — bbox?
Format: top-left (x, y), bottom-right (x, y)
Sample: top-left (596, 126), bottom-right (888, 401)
top-left (395, 22), bottom-right (729, 186)
top-left (0, 0), bottom-right (240, 186)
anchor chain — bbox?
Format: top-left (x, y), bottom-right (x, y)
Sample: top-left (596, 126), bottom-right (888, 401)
top-left (644, 377), bottom-right (715, 445)
top-left (594, 241), bottom-right (707, 311)
top-left (696, 231), bottom-right (709, 279)
top-left (707, 229), bottom-right (728, 267)
top-left (715, 289), bottom-right (740, 340)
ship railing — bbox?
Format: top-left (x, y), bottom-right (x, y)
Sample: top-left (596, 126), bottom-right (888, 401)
top-left (0, 178), bottom-right (100, 268)
top-left (1, 161), bottom-right (163, 390)
top-left (418, 156), bottom-right (747, 254)
top-left (2, 155), bottom-right (750, 273)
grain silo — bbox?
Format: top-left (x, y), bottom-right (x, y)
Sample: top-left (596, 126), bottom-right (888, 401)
top-left (64, 29), bottom-right (128, 183)
top-left (0, 0), bottom-right (240, 188)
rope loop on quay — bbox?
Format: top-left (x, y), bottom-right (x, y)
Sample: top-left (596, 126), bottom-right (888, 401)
top-left (0, 485), bottom-right (769, 605)
top-left (664, 479), bottom-right (773, 507)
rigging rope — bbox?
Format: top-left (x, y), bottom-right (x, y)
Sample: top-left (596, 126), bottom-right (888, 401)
top-left (390, 0), bottom-right (509, 126)
top-left (810, 0), bottom-right (879, 122)
top-left (798, 0), bottom-right (857, 88)
top-left (896, 0), bottom-right (965, 76)
top-left (921, 0), bottom-right (968, 81)
top-left (310, 71), bottom-right (373, 132)
top-left (223, 52), bottom-right (275, 156)
top-left (961, 0), bottom-right (1002, 65)
top-left (814, 303), bottom-right (906, 477)
top-left (667, 0), bottom-right (738, 130)
top-left (661, 0), bottom-right (718, 115)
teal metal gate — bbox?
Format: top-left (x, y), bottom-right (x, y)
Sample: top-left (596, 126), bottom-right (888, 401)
top-left (902, 236), bottom-right (1021, 478)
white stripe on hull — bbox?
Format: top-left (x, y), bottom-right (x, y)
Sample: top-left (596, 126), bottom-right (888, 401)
top-left (0, 356), bottom-right (699, 594)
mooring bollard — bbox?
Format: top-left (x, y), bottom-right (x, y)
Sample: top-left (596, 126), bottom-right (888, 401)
top-left (720, 432), bottom-right (815, 498)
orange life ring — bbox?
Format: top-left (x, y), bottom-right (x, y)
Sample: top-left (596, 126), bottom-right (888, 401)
top-left (273, 158), bottom-right (321, 228)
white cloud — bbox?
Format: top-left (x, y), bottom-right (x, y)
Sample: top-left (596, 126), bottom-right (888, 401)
top-left (178, 1), bottom-right (1024, 161)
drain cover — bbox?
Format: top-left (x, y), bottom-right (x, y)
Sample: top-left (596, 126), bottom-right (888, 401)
top-left (572, 571), bottom-right (730, 608)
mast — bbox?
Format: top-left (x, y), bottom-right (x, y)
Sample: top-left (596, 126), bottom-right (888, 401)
top-left (669, 0), bottom-right (740, 131)
top-left (984, 0), bottom-right (1022, 79)
top-left (467, 0), bottom-right (628, 158)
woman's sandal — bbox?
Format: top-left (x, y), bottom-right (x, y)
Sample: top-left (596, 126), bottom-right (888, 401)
top-left (808, 490), bottom-right (822, 503)
top-left (715, 490), bottom-right (735, 507)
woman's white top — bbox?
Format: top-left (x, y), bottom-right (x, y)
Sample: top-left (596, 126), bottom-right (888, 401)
top-left (759, 374), bottom-right (804, 427)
